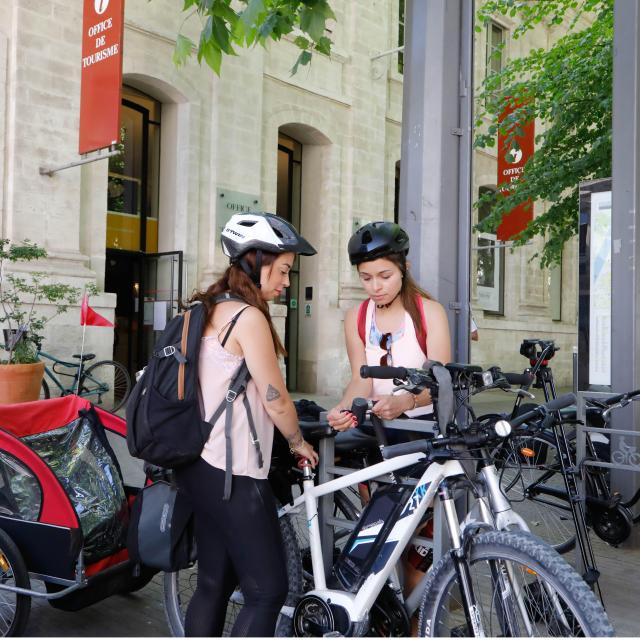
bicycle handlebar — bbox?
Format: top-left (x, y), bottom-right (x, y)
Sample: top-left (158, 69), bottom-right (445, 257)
top-left (381, 419), bottom-right (512, 460)
top-left (503, 372), bottom-right (534, 387)
top-left (509, 393), bottom-right (576, 429)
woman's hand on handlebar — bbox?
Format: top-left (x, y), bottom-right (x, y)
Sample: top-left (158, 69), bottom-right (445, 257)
top-left (291, 440), bottom-right (319, 467)
top-left (327, 405), bottom-right (358, 431)
top-left (371, 393), bottom-right (414, 421)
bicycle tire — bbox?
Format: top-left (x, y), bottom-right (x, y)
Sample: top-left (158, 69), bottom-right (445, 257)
top-left (0, 528), bottom-right (31, 636)
top-left (498, 432), bottom-right (577, 554)
top-left (162, 511), bottom-right (302, 637)
top-left (418, 530), bottom-right (613, 637)
top-left (39, 379), bottom-right (50, 400)
top-left (80, 360), bottom-right (131, 412)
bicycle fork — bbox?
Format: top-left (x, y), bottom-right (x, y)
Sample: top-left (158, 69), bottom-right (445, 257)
top-left (440, 481), bottom-right (486, 638)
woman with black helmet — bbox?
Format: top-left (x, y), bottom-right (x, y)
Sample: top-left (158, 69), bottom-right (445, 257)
top-left (177, 212), bottom-right (319, 637)
top-left (327, 221), bottom-right (451, 429)
top-left (327, 221), bottom-right (451, 603)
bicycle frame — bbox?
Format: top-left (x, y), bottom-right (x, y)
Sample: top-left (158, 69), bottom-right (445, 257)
top-left (37, 350), bottom-right (84, 395)
top-left (279, 451), bottom-right (469, 627)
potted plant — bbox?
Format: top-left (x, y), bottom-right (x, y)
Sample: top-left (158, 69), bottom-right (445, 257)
top-left (0, 240), bottom-right (81, 403)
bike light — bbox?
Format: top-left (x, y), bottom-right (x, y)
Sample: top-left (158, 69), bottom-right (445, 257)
top-left (494, 420), bottom-right (512, 438)
top-left (520, 447), bottom-right (535, 458)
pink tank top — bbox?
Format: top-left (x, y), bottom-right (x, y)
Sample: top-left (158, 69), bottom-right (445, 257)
top-left (199, 330), bottom-right (274, 479)
top-left (363, 299), bottom-right (432, 417)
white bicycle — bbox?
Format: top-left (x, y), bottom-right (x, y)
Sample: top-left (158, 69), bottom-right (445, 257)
top-left (164, 362), bottom-right (613, 637)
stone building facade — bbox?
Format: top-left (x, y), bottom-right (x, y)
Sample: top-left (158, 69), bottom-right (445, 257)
top-left (0, 0), bottom-right (580, 395)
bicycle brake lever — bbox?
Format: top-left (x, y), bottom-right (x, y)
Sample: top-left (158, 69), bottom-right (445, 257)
top-left (508, 388), bottom-right (535, 400)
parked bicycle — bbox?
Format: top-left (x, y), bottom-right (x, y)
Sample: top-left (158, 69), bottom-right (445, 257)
top-left (164, 361), bottom-right (613, 637)
top-left (36, 344), bottom-right (131, 413)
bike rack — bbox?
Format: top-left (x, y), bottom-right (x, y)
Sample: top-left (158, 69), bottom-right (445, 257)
top-left (316, 413), bottom-right (458, 578)
top-left (575, 391), bottom-right (640, 572)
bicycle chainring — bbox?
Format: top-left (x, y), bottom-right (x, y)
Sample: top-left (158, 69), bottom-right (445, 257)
top-left (368, 584), bottom-right (410, 637)
top-left (590, 503), bottom-right (633, 545)
top-left (293, 595), bottom-right (335, 637)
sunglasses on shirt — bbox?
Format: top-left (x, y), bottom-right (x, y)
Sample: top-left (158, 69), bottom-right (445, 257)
top-left (379, 332), bottom-right (392, 366)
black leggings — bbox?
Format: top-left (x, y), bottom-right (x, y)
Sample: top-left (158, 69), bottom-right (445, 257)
top-left (176, 458), bottom-right (288, 637)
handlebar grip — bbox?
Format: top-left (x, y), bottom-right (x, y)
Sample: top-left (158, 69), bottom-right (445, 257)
top-left (546, 393), bottom-right (576, 412)
top-left (360, 365), bottom-right (408, 380)
top-left (381, 439), bottom-right (431, 460)
top-left (504, 372), bottom-right (534, 386)
top-left (510, 393), bottom-right (577, 429)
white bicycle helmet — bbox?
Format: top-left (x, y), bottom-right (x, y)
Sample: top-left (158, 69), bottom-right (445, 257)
top-left (221, 212), bottom-right (316, 286)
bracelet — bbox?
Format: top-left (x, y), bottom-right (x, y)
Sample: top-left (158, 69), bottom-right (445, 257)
top-left (409, 394), bottom-right (418, 411)
top-left (289, 439), bottom-right (306, 455)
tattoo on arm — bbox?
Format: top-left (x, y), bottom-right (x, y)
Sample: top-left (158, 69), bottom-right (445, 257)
top-left (266, 384), bottom-right (281, 402)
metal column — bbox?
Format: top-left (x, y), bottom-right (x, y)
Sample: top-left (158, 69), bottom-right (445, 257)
top-left (398, 0), bottom-right (474, 364)
top-left (609, 0), bottom-right (640, 538)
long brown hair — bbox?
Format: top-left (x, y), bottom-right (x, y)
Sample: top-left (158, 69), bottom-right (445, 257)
top-left (362, 252), bottom-right (432, 347)
top-left (189, 250), bottom-right (286, 357)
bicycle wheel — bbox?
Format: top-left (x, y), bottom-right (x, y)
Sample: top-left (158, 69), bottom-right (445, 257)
top-left (0, 528), bottom-right (31, 636)
top-left (39, 379), bottom-right (50, 400)
top-left (498, 432), bottom-right (577, 553)
top-left (162, 511), bottom-right (302, 637)
top-left (80, 360), bottom-right (131, 412)
top-left (418, 530), bottom-right (613, 637)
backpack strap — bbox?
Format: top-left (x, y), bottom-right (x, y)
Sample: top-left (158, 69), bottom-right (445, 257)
top-left (357, 299), bottom-right (369, 345)
top-left (219, 306), bottom-right (250, 347)
top-left (177, 310), bottom-right (191, 401)
top-left (203, 361), bottom-right (256, 500)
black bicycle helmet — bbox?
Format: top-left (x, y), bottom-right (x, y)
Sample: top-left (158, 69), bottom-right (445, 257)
top-left (347, 221), bottom-right (410, 265)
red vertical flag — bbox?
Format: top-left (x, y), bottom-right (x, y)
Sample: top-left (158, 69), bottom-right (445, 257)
top-left (79, 0), bottom-right (125, 154)
top-left (496, 99), bottom-right (535, 241)
top-left (80, 294), bottom-right (114, 327)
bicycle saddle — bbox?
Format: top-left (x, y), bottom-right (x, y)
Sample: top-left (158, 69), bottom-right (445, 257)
top-left (72, 353), bottom-right (96, 361)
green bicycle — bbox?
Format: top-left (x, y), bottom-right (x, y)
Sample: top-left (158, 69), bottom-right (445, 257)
top-left (37, 347), bottom-right (132, 413)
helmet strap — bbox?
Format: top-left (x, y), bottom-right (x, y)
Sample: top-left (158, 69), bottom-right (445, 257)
top-left (375, 291), bottom-right (401, 310)
top-left (238, 250), bottom-right (263, 289)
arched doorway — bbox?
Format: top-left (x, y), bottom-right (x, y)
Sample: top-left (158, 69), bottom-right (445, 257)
top-left (276, 132), bottom-right (302, 389)
top-left (105, 85), bottom-right (182, 374)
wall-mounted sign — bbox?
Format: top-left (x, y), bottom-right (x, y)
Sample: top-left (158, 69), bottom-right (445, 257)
top-left (79, 0), bottom-right (125, 154)
top-left (304, 303), bottom-right (312, 317)
top-left (216, 189), bottom-right (261, 238)
top-left (290, 298), bottom-right (298, 310)
top-left (578, 178), bottom-right (612, 391)
top-left (496, 100), bottom-right (535, 241)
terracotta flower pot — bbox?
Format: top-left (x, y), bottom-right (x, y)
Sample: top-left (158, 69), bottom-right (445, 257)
top-left (0, 362), bottom-right (45, 404)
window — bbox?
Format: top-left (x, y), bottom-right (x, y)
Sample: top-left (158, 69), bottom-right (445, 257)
top-left (476, 186), bottom-right (504, 314)
top-left (398, 0), bottom-right (405, 74)
top-left (486, 22), bottom-right (505, 79)
top-left (106, 86), bottom-right (161, 253)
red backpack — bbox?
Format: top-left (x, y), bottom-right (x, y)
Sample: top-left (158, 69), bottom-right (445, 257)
top-left (357, 294), bottom-right (428, 356)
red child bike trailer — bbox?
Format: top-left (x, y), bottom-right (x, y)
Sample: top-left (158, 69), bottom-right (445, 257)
top-left (0, 395), bottom-right (159, 636)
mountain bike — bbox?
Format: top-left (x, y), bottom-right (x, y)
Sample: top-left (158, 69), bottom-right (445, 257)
top-left (36, 346), bottom-right (131, 413)
top-left (164, 361), bottom-right (613, 637)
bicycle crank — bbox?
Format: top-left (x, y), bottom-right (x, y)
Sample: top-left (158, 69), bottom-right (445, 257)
top-left (590, 503), bottom-right (633, 545)
top-left (293, 595), bottom-right (337, 637)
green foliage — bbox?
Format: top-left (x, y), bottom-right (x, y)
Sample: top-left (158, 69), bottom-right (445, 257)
top-left (171, 0), bottom-right (336, 75)
top-left (0, 240), bottom-right (81, 364)
top-left (474, 0), bottom-right (613, 266)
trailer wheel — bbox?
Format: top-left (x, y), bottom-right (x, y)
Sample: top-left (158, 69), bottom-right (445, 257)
top-left (0, 529), bottom-right (30, 636)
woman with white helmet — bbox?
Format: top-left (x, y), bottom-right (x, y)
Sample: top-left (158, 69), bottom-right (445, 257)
top-left (176, 212), bottom-right (318, 637)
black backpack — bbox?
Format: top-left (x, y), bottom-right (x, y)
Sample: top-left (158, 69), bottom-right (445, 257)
top-left (126, 294), bottom-right (263, 499)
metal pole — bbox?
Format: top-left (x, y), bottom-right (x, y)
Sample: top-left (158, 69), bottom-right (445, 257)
top-left (39, 146), bottom-right (119, 176)
top-left (610, 0), bottom-right (640, 543)
top-left (398, 0), bottom-right (474, 364)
